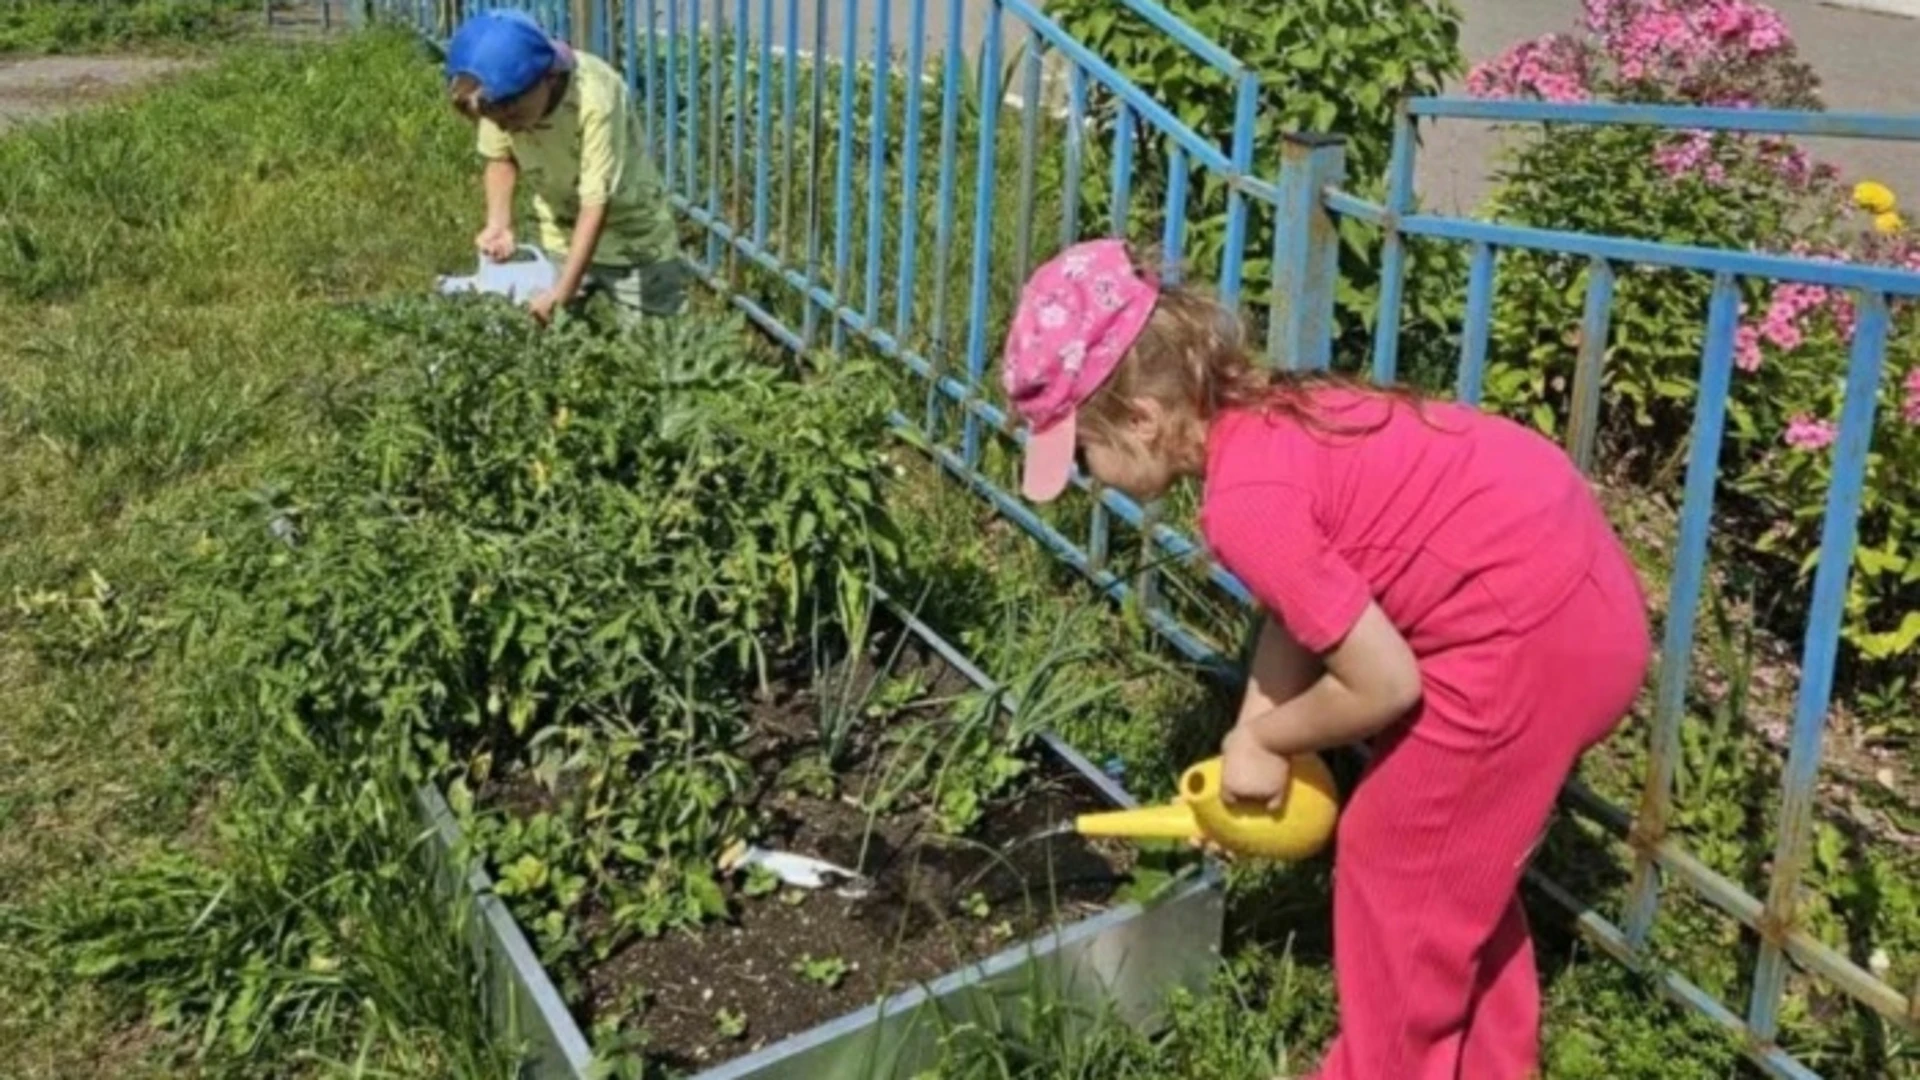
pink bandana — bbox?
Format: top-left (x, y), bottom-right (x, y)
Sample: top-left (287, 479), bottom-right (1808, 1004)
top-left (1001, 239), bottom-right (1159, 502)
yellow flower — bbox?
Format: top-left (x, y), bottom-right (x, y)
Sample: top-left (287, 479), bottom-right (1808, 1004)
top-left (1875, 211), bottom-right (1906, 236)
top-left (1854, 180), bottom-right (1897, 215)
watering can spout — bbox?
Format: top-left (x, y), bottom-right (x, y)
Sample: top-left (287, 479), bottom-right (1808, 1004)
top-left (1073, 753), bottom-right (1340, 861)
top-left (1073, 802), bottom-right (1200, 842)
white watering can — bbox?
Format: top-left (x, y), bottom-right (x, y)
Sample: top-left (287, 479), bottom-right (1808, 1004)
top-left (436, 245), bottom-right (557, 305)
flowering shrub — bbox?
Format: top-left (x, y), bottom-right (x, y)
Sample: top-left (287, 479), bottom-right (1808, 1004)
top-left (1450, 0), bottom-right (1920, 679)
top-left (1468, 0), bottom-right (1817, 109)
top-left (1728, 186), bottom-right (1920, 663)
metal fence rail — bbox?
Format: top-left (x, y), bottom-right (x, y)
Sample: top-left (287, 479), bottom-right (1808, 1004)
top-left (367, 0), bottom-right (1915, 1074)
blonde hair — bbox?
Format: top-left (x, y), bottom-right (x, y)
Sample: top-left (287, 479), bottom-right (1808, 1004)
top-left (1077, 245), bottom-right (1415, 450)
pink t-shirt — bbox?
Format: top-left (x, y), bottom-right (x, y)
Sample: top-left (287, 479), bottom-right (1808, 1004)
top-left (1198, 388), bottom-right (1614, 657)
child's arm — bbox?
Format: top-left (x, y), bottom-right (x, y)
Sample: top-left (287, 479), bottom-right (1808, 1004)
top-left (1203, 485), bottom-right (1420, 804)
top-left (474, 115), bottom-right (519, 258)
top-left (1219, 605), bottom-right (1418, 807)
top-left (1234, 618), bottom-right (1323, 727)
top-left (479, 156), bottom-right (518, 256)
top-left (530, 85), bottom-right (623, 324)
top-left (1233, 603), bottom-right (1421, 757)
top-left (532, 204), bottom-right (607, 324)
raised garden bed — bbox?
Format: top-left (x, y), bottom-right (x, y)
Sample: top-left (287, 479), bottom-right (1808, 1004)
top-left (421, 613), bottom-right (1224, 1079)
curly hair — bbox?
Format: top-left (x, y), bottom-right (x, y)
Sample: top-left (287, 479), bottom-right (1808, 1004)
top-left (1076, 245), bottom-right (1423, 451)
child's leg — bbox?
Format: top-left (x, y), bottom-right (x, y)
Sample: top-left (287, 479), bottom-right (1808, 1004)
top-left (1312, 557), bottom-right (1647, 1080)
top-left (1314, 717), bottom-right (1565, 1080)
top-left (579, 259), bottom-right (690, 325)
top-left (1458, 896), bottom-right (1542, 1079)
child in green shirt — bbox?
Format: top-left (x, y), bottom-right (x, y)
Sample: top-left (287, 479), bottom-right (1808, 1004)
top-left (446, 11), bottom-right (685, 325)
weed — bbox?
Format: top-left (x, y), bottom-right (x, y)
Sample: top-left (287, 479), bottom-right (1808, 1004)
top-left (0, 32), bottom-right (508, 1074)
top-left (0, 1), bottom-right (251, 56)
top-left (741, 863), bottom-right (781, 898)
top-left (791, 954), bottom-right (853, 990)
top-left (15, 738), bottom-right (514, 1074)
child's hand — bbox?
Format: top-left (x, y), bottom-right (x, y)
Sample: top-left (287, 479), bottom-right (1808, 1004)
top-left (1220, 726), bottom-right (1292, 810)
top-left (475, 225), bottom-right (516, 261)
top-left (529, 288), bottom-right (562, 326)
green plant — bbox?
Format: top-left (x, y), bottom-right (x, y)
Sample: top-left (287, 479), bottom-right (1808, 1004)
top-left (791, 953), bottom-right (853, 989)
top-left (168, 297), bottom-right (900, 940)
top-left (741, 863), bottom-right (782, 898)
top-left (1463, 2), bottom-right (1920, 704)
top-left (0, 32), bottom-right (508, 1074)
top-left (714, 1007), bottom-right (748, 1040)
top-left (809, 574), bottom-right (924, 771)
top-left (853, 606), bottom-right (1113, 837)
top-left (1049, 0), bottom-right (1464, 362)
top-left (0, 0), bottom-right (252, 55)
top-left (14, 735), bottom-right (513, 1075)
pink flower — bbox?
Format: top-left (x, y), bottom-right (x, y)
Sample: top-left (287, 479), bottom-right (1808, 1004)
top-left (1579, 0), bottom-right (1801, 102)
top-left (1903, 368), bottom-right (1920, 425)
top-left (1784, 414), bottom-right (1836, 450)
top-left (1467, 33), bottom-right (1594, 102)
top-left (1735, 324), bottom-right (1764, 371)
top-left (1654, 129), bottom-right (1715, 178)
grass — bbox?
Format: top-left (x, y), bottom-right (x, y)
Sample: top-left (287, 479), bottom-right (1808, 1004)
top-left (0, 0), bottom-right (256, 55)
top-left (0, 29), bottom-right (506, 1075)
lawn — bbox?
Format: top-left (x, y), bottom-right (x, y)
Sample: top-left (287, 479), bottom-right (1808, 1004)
top-left (0, 0), bottom-right (259, 55)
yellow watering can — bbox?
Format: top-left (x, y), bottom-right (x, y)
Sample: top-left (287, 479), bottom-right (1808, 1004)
top-left (1074, 752), bottom-right (1339, 860)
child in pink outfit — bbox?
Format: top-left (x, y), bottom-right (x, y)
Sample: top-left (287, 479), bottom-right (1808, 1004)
top-left (1003, 239), bottom-right (1651, 1080)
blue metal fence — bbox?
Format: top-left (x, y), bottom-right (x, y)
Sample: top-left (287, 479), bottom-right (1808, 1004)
top-left (369, 0), bottom-right (1915, 1074)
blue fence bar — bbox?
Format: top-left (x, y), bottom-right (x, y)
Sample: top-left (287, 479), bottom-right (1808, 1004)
top-left (1624, 273), bottom-right (1741, 955)
top-left (704, 0), bottom-right (723, 272)
top-left (1567, 257), bottom-right (1617, 472)
top-left (1272, 134), bottom-right (1346, 371)
top-left (959, 0), bottom-right (1004, 468)
top-left (1062, 66), bottom-right (1088, 247)
top-left (1749, 290), bottom-right (1893, 1043)
top-left (893, 0), bottom-right (928, 342)
top-left (1369, 104), bottom-right (1416, 382)
top-left (1013, 36), bottom-right (1044, 283)
top-left (1455, 241), bottom-right (1496, 405)
top-left (379, 2), bottom-right (1920, 1074)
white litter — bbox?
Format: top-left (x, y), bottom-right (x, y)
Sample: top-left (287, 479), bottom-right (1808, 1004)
top-left (719, 840), bottom-right (872, 898)
top-left (436, 245), bottom-right (557, 305)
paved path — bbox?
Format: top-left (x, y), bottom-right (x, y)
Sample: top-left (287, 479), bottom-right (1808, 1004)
top-left (0, 56), bottom-right (195, 135)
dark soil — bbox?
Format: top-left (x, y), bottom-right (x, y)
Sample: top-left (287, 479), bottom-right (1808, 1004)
top-left (587, 759), bottom-right (1129, 1071)
top-left (482, 627), bottom-right (1141, 1073)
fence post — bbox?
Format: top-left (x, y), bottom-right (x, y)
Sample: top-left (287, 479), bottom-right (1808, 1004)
top-left (1271, 134), bottom-right (1346, 371)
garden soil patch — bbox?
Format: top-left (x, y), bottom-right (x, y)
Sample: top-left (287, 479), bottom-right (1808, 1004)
top-left (485, 634), bottom-right (1140, 1072)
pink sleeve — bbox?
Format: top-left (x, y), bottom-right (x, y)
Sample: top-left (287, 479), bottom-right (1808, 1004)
top-left (1202, 483), bottom-right (1371, 654)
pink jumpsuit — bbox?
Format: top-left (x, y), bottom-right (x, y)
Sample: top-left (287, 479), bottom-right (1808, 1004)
top-left (1199, 390), bottom-right (1651, 1080)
